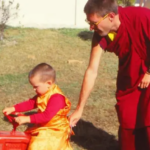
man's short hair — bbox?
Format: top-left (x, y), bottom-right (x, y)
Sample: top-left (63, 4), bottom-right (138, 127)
top-left (84, 0), bottom-right (118, 17)
top-left (29, 63), bottom-right (56, 83)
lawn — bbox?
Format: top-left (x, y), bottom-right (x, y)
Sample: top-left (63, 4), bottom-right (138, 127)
top-left (0, 27), bottom-right (119, 150)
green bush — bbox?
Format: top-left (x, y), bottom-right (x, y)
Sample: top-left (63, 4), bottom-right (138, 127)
top-left (0, 0), bottom-right (19, 40)
top-left (118, 0), bottom-right (135, 6)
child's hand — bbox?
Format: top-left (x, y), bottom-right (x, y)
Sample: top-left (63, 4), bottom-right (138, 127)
top-left (3, 107), bottom-right (15, 115)
top-left (15, 116), bottom-right (30, 125)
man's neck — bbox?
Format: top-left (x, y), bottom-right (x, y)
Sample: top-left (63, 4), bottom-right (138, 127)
top-left (111, 14), bottom-right (121, 32)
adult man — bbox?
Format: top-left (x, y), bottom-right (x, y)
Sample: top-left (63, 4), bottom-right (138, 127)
top-left (69, 0), bottom-right (150, 149)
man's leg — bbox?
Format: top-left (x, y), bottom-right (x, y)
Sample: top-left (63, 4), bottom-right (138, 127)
top-left (118, 127), bottom-right (149, 150)
top-left (118, 127), bottom-right (135, 150)
top-left (146, 126), bottom-right (150, 149)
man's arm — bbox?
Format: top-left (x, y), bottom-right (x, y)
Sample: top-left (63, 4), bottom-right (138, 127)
top-left (69, 33), bottom-right (103, 127)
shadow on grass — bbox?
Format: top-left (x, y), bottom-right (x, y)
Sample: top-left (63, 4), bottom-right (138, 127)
top-left (71, 119), bottom-right (119, 150)
top-left (78, 31), bottom-right (93, 41)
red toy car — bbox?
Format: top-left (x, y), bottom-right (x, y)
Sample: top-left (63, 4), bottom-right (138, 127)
top-left (0, 113), bottom-right (30, 150)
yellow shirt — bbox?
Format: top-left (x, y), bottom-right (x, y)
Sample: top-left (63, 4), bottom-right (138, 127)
top-left (108, 32), bottom-right (117, 41)
top-left (26, 84), bottom-right (73, 150)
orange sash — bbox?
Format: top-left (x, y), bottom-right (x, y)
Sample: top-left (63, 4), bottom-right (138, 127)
top-left (26, 84), bottom-right (73, 150)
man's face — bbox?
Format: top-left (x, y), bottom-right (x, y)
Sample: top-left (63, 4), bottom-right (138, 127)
top-left (86, 13), bottom-right (113, 36)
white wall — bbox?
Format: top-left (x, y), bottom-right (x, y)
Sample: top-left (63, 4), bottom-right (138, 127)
top-left (7, 0), bottom-right (89, 28)
top-left (5, 0), bottom-right (149, 29)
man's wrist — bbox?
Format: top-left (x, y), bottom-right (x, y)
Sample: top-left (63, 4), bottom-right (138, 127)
top-left (147, 66), bottom-right (150, 73)
top-left (76, 104), bottom-right (84, 112)
top-left (146, 66), bottom-right (150, 75)
top-left (146, 71), bottom-right (150, 75)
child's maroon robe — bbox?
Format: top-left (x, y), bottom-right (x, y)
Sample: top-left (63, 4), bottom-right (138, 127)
top-left (99, 6), bottom-right (150, 129)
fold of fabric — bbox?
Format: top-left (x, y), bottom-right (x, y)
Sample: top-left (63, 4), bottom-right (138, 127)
top-left (102, 6), bottom-right (150, 129)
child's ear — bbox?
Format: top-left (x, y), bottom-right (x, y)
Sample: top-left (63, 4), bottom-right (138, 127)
top-left (47, 80), bottom-right (52, 86)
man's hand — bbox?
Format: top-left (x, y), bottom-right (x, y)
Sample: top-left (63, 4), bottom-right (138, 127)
top-left (138, 73), bottom-right (150, 88)
top-left (15, 116), bottom-right (30, 125)
top-left (69, 108), bottom-right (83, 127)
top-left (3, 107), bottom-right (15, 115)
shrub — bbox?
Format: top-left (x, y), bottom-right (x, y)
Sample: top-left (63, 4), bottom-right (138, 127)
top-left (0, 0), bottom-right (19, 40)
top-left (118, 0), bottom-right (135, 6)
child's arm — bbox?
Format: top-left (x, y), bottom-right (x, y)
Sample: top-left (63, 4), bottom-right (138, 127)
top-left (14, 116), bottom-right (30, 125)
top-left (3, 107), bottom-right (15, 115)
top-left (29, 94), bottom-right (66, 124)
top-left (14, 96), bottom-right (37, 112)
top-left (3, 96), bottom-right (37, 115)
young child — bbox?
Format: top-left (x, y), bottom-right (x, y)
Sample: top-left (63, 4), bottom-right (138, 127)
top-left (3, 63), bottom-right (73, 150)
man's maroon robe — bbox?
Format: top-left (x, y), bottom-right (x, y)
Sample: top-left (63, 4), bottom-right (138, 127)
top-left (98, 6), bottom-right (150, 129)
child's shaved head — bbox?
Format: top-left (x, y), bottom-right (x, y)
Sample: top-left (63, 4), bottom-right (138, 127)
top-left (29, 63), bottom-right (56, 83)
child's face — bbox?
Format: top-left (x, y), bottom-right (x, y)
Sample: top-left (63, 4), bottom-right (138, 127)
top-left (29, 75), bottom-right (52, 95)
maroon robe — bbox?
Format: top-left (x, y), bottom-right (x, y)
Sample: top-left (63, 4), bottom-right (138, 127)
top-left (98, 6), bottom-right (150, 129)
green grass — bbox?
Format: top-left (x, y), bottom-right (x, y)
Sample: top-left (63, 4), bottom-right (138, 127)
top-left (0, 27), bottom-right (119, 150)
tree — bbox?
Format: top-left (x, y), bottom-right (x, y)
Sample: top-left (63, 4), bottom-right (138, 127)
top-left (118, 0), bottom-right (135, 6)
top-left (0, 0), bottom-right (19, 41)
